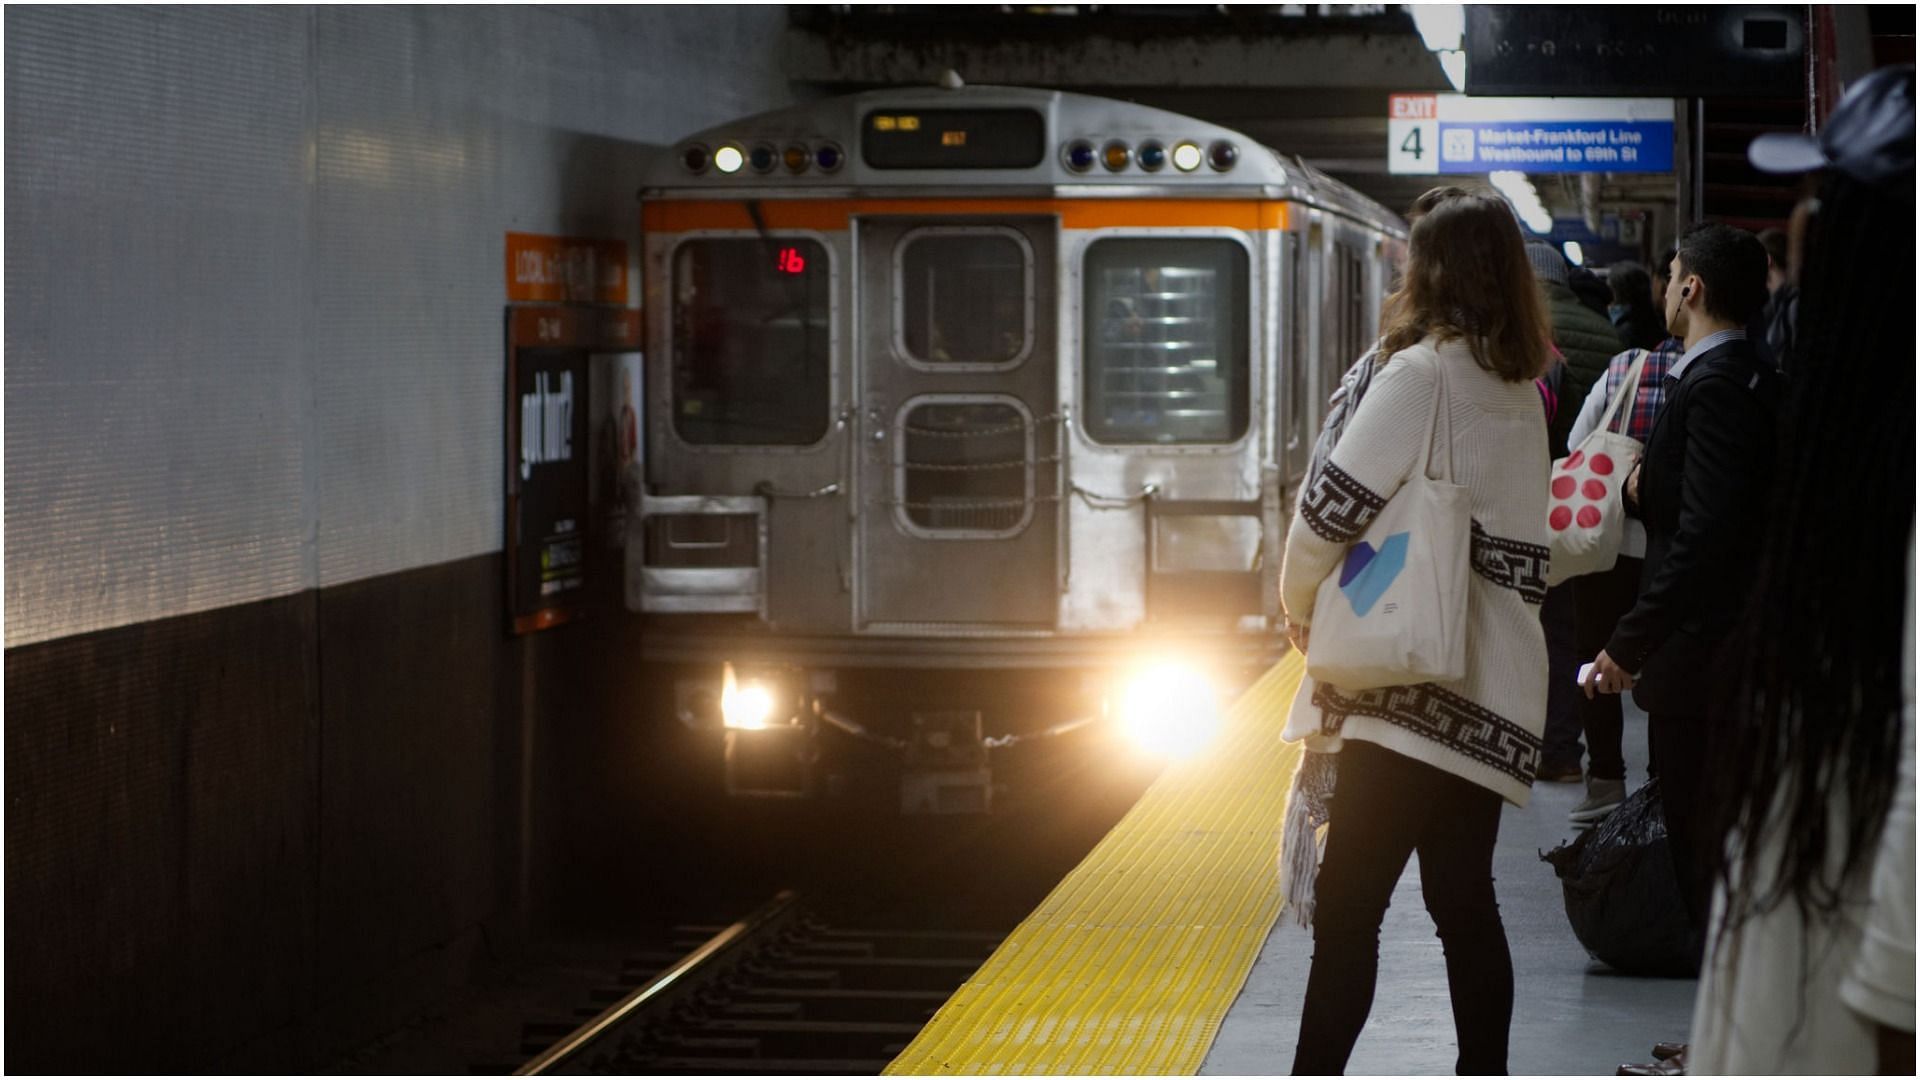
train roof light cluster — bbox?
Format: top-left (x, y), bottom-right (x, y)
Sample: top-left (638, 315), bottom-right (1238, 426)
top-left (1061, 138), bottom-right (1236, 175)
top-left (679, 140), bottom-right (845, 177)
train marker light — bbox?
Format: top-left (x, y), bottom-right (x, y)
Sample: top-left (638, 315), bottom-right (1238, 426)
top-left (1102, 140), bottom-right (1131, 172)
top-left (1116, 661), bottom-right (1224, 760)
top-left (1137, 140), bottom-right (1167, 171)
top-left (1064, 139), bottom-right (1097, 172)
top-left (680, 144), bottom-right (710, 173)
top-left (1171, 141), bottom-right (1203, 172)
top-left (784, 145), bottom-right (810, 174)
top-left (1208, 140), bottom-right (1240, 171)
top-left (713, 144), bottom-right (745, 174)
top-left (748, 144), bottom-right (778, 173)
top-left (815, 143), bottom-right (844, 172)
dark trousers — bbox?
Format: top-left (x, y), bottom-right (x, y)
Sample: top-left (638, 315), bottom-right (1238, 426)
top-left (1292, 741), bottom-right (1513, 1076)
top-left (1539, 581), bottom-right (1583, 768)
top-left (1572, 556), bottom-right (1644, 781)
top-left (1647, 711), bottom-right (1711, 938)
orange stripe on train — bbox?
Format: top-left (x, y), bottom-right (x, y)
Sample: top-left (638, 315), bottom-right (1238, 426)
top-left (642, 198), bottom-right (1291, 232)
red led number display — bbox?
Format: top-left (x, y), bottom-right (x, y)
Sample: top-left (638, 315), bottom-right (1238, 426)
top-left (776, 247), bottom-right (807, 275)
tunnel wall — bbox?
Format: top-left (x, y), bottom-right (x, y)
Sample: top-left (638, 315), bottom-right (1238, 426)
top-left (3, 6), bottom-right (797, 1071)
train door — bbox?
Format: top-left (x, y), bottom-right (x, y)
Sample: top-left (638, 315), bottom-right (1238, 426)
top-left (854, 218), bottom-right (1060, 630)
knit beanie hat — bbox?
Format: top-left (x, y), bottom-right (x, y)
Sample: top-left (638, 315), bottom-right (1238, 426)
top-left (1524, 240), bottom-right (1569, 287)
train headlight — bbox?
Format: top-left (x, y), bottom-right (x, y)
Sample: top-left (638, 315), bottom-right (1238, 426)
top-left (721, 662), bottom-right (782, 730)
top-left (1064, 139), bottom-right (1097, 173)
top-left (1115, 661), bottom-right (1224, 760)
top-left (1137, 140), bottom-right (1167, 171)
top-left (1208, 140), bottom-right (1240, 171)
top-left (1102, 140), bottom-right (1131, 172)
top-left (713, 144), bottom-right (745, 174)
top-left (1171, 141), bottom-right (1204, 172)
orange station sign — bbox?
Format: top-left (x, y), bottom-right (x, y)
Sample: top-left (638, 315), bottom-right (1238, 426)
top-left (505, 232), bottom-right (629, 304)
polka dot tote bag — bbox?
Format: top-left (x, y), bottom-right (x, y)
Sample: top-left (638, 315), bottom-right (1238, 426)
top-left (1544, 349), bottom-right (1651, 587)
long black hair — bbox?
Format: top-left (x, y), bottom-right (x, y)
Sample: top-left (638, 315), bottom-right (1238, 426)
top-left (1705, 164), bottom-right (1916, 932)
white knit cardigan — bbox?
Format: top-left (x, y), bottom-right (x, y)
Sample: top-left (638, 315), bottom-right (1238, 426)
top-left (1280, 336), bottom-right (1552, 806)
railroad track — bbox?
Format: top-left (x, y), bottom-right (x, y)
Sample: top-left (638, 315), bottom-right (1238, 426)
top-left (509, 891), bottom-right (1001, 1075)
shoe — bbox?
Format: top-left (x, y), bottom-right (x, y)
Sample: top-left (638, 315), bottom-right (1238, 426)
top-left (1616, 1047), bottom-right (1686, 1075)
top-left (1570, 777), bottom-right (1628, 824)
top-left (1652, 1043), bottom-right (1686, 1061)
top-left (1536, 758), bottom-right (1584, 783)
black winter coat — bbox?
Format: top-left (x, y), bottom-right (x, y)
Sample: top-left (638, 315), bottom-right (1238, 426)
top-left (1607, 337), bottom-right (1783, 714)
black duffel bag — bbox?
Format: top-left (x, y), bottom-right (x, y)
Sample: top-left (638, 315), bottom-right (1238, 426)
top-left (1540, 777), bottom-right (1703, 976)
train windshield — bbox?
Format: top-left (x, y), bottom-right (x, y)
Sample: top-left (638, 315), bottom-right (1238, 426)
top-left (1082, 238), bottom-right (1249, 445)
top-left (671, 237), bottom-right (831, 445)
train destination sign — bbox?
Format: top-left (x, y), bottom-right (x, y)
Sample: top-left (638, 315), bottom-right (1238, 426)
top-left (1389, 95), bottom-right (1674, 176)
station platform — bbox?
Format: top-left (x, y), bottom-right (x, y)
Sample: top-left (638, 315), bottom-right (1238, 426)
top-left (889, 654), bottom-right (1697, 1075)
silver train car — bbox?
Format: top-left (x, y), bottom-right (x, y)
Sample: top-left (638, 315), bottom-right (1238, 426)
top-left (626, 82), bottom-right (1405, 801)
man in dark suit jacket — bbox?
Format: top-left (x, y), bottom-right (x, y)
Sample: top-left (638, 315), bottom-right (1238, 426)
top-left (1582, 222), bottom-right (1782, 934)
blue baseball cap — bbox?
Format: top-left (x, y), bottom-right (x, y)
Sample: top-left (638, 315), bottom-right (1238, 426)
top-left (1749, 65), bottom-right (1914, 186)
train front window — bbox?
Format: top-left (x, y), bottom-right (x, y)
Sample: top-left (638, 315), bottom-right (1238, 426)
top-left (671, 238), bottom-right (830, 446)
top-left (1083, 238), bottom-right (1250, 445)
top-left (898, 231), bottom-right (1031, 368)
top-left (897, 399), bottom-right (1032, 537)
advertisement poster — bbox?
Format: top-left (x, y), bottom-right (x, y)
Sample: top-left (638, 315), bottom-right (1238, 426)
top-left (505, 303), bottom-right (640, 634)
top-left (513, 346), bottom-right (590, 620)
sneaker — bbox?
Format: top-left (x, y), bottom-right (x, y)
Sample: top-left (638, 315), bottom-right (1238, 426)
top-left (1536, 758), bottom-right (1584, 783)
top-left (1570, 777), bottom-right (1627, 824)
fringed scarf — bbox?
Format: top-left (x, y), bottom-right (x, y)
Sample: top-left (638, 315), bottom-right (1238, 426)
top-left (1277, 344), bottom-right (1382, 927)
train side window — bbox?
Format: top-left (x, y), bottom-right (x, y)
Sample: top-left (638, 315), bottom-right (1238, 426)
top-left (670, 237), bottom-right (831, 446)
top-left (1285, 233), bottom-right (1307, 455)
top-left (897, 231), bottom-right (1031, 368)
top-left (1082, 238), bottom-right (1250, 445)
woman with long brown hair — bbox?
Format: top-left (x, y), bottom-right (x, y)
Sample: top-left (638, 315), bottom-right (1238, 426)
top-left (1279, 193), bottom-right (1553, 1074)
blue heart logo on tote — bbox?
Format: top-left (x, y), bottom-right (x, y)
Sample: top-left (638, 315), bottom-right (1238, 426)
top-left (1338, 532), bottom-right (1410, 617)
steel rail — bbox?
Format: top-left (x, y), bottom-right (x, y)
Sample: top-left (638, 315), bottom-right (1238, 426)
top-left (514, 889), bottom-right (799, 1076)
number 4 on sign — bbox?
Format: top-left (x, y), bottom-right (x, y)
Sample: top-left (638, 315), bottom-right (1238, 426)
top-left (1387, 93), bottom-right (1440, 176)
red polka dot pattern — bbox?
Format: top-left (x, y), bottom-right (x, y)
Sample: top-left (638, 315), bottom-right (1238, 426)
top-left (1566, 450), bottom-right (1585, 469)
top-left (1549, 505), bottom-right (1573, 531)
top-left (1591, 454), bottom-right (1614, 476)
top-left (1552, 476), bottom-right (1577, 498)
top-left (1576, 505), bottom-right (1603, 529)
top-left (1582, 479), bottom-right (1608, 500)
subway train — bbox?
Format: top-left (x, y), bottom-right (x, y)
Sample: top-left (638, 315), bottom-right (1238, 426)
top-left (626, 80), bottom-right (1405, 805)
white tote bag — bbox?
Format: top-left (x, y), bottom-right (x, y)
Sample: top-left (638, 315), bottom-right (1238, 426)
top-left (1306, 352), bottom-right (1471, 691)
top-left (1543, 349), bottom-right (1650, 587)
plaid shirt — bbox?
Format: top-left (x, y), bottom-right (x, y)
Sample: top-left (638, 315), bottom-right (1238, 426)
top-left (1597, 335), bottom-right (1682, 443)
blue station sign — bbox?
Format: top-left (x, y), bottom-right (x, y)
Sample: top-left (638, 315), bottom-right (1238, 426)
top-left (1390, 95), bottom-right (1676, 176)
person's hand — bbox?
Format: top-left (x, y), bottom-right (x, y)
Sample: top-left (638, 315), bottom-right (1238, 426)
top-left (1624, 458), bottom-right (1643, 506)
top-left (1582, 650), bottom-right (1635, 698)
top-left (1284, 617), bottom-right (1310, 654)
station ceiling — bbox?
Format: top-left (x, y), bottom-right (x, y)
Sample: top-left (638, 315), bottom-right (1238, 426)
top-left (785, 6), bottom-right (1462, 216)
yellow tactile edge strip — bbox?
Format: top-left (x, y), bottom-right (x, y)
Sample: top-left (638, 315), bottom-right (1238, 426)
top-left (886, 652), bottom-right (1305, 1075)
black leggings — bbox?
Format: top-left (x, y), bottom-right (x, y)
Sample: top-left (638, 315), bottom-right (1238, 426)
top-left (1572, 556), bottom-right (1644, 781)
top-left (1292, 741), bottom-right (1513, 1076)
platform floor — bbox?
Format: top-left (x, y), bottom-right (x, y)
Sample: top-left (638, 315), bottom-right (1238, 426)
top-left (1202, 702), bottom-right (1699, 1076)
